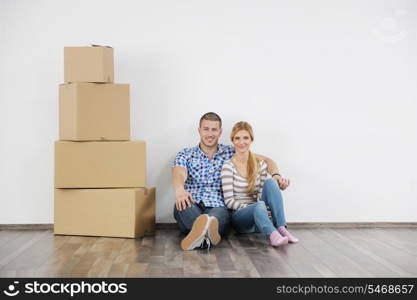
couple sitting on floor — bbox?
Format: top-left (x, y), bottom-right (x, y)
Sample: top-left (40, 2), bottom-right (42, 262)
top-left (172, 112), bottom-right (298, 250)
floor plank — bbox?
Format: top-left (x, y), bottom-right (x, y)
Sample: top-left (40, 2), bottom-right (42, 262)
top-left (0, 230), bottom-right (67, 273)
top-left (273, 229), bottom-right (336, 277)
top-left (0, 228), bottom-right (415, 277)
top-left (0, 230), bottom-right (49, 274)
top-left (315, 228), bottom-right (405, 277)
top-left (0, 230), bottom-right (24, 248)
top-left (341, 228), bottom-right (417, 276)
top-left (294, 229), bottom-right (373, 277)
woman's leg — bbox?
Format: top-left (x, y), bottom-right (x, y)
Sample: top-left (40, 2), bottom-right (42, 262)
top-left (261, 178), bottom-right (287, 227)
top-left (232, 202), bottom-right (276, 236)
top-left (261, 179), bottom-right (299, 243)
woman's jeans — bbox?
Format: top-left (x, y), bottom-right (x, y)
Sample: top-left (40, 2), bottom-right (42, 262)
top-left (173, 202), bottom-right (231, 235)
top-left (232, 178), bottom-right (287, 236)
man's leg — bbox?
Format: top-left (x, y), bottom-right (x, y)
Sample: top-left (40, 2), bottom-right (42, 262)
top-left (204, 206), bottom-right (231, 236)
top-left (173, 203), bottom-right (211, 250)
top-left (173, 203), bottom-right (203, 234)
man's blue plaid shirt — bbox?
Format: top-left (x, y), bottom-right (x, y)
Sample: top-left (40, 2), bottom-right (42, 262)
top-left (173, 143), bottom-right (235, 207)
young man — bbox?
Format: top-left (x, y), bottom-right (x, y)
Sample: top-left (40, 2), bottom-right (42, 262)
top-left (172, 112), bottom-right (289, 250)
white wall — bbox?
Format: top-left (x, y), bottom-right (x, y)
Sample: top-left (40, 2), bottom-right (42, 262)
top-left (0, 0), bottom-right (416, 224)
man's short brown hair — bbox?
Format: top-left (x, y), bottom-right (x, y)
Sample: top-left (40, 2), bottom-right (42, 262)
top-left (199, 112), bottom-right (222, 128)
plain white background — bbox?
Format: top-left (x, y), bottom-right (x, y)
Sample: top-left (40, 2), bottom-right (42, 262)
top-left (0, 0), bottom-right (416, 224)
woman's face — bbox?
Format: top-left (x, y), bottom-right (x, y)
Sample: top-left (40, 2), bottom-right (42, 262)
top-left (232, 130), bottom-right (253, 154)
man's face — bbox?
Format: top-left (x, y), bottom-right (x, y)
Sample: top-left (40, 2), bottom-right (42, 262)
top-left (198, 120), bottom-right (222, 148)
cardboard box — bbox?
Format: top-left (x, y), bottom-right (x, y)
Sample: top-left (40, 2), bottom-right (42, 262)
top-left (54, 188), bottom-right (155, 238)
top-left (59, 83), bottom-right (130, 141)
top-left (64, 46), bottom-right (114, 83)
top-left (55, 141), bottom-right (146, 188)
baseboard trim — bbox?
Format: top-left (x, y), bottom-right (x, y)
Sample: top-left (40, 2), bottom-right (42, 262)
top-left (285, 222), bottom-right (417, 228)
top-left (158, 222), bottom-right (417, 229)
top-left (1, 222), bottom-right (416, 230)
top-left (0, 224), bottom-right (54, 230)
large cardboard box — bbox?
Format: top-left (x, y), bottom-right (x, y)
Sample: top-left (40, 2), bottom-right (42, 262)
top-left (64, 46), bottom-right (114, 83)
top-left (54, 188), bottom-right (155, 238)
top-left (59, 83), bottom-right (130, 141)
top-left (55, 141), bottom-right (146, 188)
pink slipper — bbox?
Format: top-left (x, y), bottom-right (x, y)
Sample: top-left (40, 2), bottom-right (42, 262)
top-left (269, 230), bottom-right (288, 247)
top-left (278, 226), bottom-right (299, 243)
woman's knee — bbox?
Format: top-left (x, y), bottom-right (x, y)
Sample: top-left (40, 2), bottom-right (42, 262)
top-left (253, 201), bottom-right (267, 212)
top-left (263, 179), bottom-right (283, 199)
top-left (264, 178), bottom-right (279, 189)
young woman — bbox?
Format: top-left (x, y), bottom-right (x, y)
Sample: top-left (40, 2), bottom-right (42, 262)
top-left (221, 121), bottom-right (298, 247)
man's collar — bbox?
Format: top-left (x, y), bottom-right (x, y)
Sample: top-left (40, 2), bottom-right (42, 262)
top-left (196, 143), bottom-right (226, 157)
top-left (196, 144), bottom-right (206, 157)
top-left (217, 143), bottom-right (227, 154)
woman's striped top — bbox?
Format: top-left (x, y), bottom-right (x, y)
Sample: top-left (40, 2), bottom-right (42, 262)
top-left (221, 159), bottom-right (268, 210)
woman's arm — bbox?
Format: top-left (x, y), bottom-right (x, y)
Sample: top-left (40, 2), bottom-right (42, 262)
top-left (221, 164), bottom-right (244, 210)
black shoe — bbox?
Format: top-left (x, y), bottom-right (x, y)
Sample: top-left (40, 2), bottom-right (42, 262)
top-left (198, 237), bottom-right (211, 250)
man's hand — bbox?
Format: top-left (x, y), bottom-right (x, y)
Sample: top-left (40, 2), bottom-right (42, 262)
top-left (273, 175), bottom-right (290, 190)
top-left (175, 187), bottom-right (194, 211)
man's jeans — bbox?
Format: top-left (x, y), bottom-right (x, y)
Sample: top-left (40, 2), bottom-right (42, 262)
top-left (231, 178), bottom-right (287, 236)
top-left (173, 202), bottom-right (231, 235)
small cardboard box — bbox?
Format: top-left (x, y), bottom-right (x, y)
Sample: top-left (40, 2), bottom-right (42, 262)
top-left (59, 83), bottom-right (130, 141)
top-left (55, 141), bottom-right (146, 188)
top-left (54, 188), bottom-right (155, 238)
top-left (64, 46), bottom-right (114, 83)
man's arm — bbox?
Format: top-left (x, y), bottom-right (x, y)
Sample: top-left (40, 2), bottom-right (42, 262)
top-left (172, 166), bottom-right (194, 210)
top-left (254, 153), bottom-right (279, 175)
top-left (172, 166), bottom-right (188, 191)
top-left (254, 153), bottom-right (290, 190)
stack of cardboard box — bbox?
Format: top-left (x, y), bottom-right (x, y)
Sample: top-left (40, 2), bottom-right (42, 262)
top-left (54, 45), bottom-right (155, 238)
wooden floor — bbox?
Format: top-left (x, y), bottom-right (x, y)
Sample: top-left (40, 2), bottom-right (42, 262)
top-left (0, 228), bottom-right (416, 277)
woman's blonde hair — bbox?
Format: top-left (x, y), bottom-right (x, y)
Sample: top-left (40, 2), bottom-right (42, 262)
top-left (230, 121), bottom-right (259, 196)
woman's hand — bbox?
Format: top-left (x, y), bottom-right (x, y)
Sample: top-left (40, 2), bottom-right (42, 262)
top-left (273, 174), bottom-right (290, 190)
